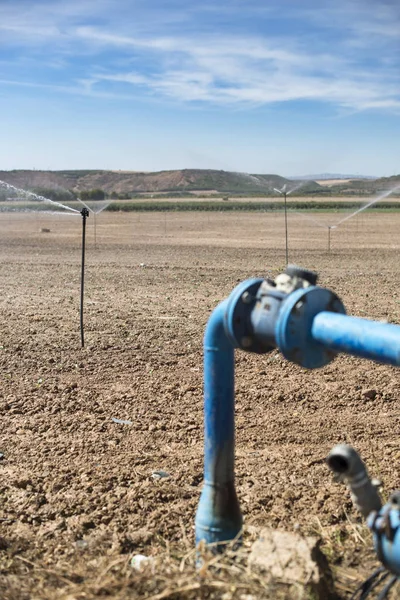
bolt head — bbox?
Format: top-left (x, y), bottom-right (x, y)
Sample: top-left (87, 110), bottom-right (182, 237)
top-left (241, 336), bottom-right (253, 348)
top-left (241, 291), bottom-right (252, 304)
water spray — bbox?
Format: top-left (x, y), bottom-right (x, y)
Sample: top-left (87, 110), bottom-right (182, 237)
top-left (335, 185), bottom-right (400, 227)
top-left (274, 181), bottom-right (311, 263)
top-left (327, 445), bottom-right (400, 598)
top-left (0, 180), bottom-right (93, 347)
top-left (196, 265), bottom-right (400, 556)
top-left (0, 180), bottom-right (80, 214)
top-left (76, 197), bottom-right (112, 249)
top-left (293, 184), bottom-right (400, 253)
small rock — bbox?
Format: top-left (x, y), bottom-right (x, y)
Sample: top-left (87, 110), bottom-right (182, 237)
top-left (130, 554), bottom-right (154, 571)
top-left (151, 470), bottom-right (170, 480)
top-left (111, 417), bottom-right (133, 425)
top-left (248, 528), bottom-right (332, 598)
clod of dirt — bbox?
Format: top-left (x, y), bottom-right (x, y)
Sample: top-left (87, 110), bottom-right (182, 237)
top-left (362, 389), bottom-right (377, 400)
top-left (248, 528), bottom-right (333, 599)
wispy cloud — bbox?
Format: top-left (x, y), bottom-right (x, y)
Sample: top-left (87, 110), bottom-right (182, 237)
top-left (0, 0), bottom-right (399, 113)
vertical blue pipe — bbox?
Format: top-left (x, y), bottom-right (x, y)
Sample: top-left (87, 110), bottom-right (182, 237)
top-left (195, 299), bottom-right (242, 547)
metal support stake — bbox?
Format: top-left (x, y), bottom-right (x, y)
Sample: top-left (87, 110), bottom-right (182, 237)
top-left (284, 191), bottom-right (289, 264)
top-left (80, 208), bottom-right (89, 348)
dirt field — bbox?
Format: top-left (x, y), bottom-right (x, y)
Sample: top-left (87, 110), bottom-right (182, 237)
top-left (1, 210), bottom-right (400, 599)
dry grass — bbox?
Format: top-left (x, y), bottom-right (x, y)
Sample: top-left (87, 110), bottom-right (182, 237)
top-left (0, 523), bottom-right (383, 600)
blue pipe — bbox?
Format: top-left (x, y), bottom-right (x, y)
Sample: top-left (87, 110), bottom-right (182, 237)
top-left (195, 267), bottom-right (400, 555)
top-left (311, 312), bottom-right (400, 366)
top-left (195, 299), bottom-right (242, 547)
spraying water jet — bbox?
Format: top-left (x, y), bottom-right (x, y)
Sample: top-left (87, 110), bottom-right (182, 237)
top-left (274, 180), bottom-right (312, 263)
top-left (76, 197), bottom-right (112, 249)
top-left (0, 180), bottom-right (93, 347)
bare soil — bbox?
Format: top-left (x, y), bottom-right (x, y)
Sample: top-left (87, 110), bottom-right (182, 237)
top-left (1, 210), bottom-right (400, 599)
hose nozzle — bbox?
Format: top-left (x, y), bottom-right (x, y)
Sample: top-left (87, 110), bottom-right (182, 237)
top-left (327, 444), bottom-right (382, 518)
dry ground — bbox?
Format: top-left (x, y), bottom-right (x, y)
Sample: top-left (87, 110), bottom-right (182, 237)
top-left (1, 210), bottom-right (400, 599)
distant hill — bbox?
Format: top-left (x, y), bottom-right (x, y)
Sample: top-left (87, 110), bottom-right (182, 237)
top-left (0, 169), bottom-right (322, 196)
top-left (292, 173), bottom-right (378, 180)
top-left (326, 174), bottom-right (400, 195)
top-left (0, 169), bottom-right (398, 198)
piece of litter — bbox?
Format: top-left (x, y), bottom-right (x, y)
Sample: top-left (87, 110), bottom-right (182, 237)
top-left (0, 453), bottom-right (5, 460)
top-left (75, 539), bottom-right (88, 549)
top-left (131, 554), bottom-right (154, 571)
top-left (111, 418), bottom-right (133, 425)
top-left (151, 470), bottom-right (170, 480)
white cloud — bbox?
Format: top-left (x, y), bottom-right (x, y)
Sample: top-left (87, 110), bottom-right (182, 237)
top-left (0, 0), bottom-right (399, 113)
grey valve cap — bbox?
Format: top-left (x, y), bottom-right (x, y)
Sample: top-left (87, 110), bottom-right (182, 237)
top-left (285, 265), bottom-right (318, 286)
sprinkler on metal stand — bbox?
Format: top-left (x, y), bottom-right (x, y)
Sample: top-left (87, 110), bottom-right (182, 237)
top-left (196, 265), bottom-right (400, 555)
top-left (327, 445), bottom-right (400, 598)
top-left (274, 185), bottom-right (291, 264)
top-left (80, 207), bottom-right (89, 348)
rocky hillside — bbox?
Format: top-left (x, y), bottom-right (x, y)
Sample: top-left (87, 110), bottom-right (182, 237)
top-left (0, 169), bottom-right (321, 196)
top-left (0, 168), bottom-right (398, 197)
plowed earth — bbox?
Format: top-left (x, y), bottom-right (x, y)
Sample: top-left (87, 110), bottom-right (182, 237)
top-left (1, 211), bottom-right (400, 599)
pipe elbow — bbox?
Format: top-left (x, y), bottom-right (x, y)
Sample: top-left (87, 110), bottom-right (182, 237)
top-left (327, 444), bottom-right (382, 518)
top-left (327, 444), bottom-right (366, 480)
top-left (204, 300), bottom-right (231, 352)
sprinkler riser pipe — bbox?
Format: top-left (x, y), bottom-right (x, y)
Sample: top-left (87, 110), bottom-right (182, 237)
top-left (80, 208), bottom-right (89, 348)
top-left (195, 300), bottom-right (242, 546)
top-left (327, 445), bottom-right (382, 518)
top-left (284, 192), bottom-right (288, 265)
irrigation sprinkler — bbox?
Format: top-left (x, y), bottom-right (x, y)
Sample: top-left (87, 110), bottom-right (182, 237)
top-left (0, 180), bottom-right (95, 346)
top-left (327, 445), bottom-right (400, 598)
top-left (195, 265), bottom-right (400, 552)
top-left (274, 181), bottom-right (310, 264)
top-left (274, 185), bottom-right (290, 264)
top-left (76, 197), bottom-right (111, 250)
top-left (292, 184), bottom-right (400, 254)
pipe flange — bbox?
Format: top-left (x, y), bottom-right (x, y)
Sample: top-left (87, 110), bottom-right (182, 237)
top-left (275, 286), bottom-right (345, 368)
top-left (224, 278), bottom-right (268, 353)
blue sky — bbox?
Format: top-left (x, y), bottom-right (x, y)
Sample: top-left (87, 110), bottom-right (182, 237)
top-left (0, 0), bottom-right (399, 176)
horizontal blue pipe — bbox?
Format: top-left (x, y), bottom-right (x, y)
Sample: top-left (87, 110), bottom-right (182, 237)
top-left (312, 312), bottom-right (400, 366)
top-left (195, 299), bottom-right (242, 547)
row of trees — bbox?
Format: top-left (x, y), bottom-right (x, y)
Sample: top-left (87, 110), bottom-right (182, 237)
top-left (79, 189), bottom-right (133, 200)
top-left (79, 188), bottom-right (106, 200)
top-left (0, 186), bottom-right (131, 202)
